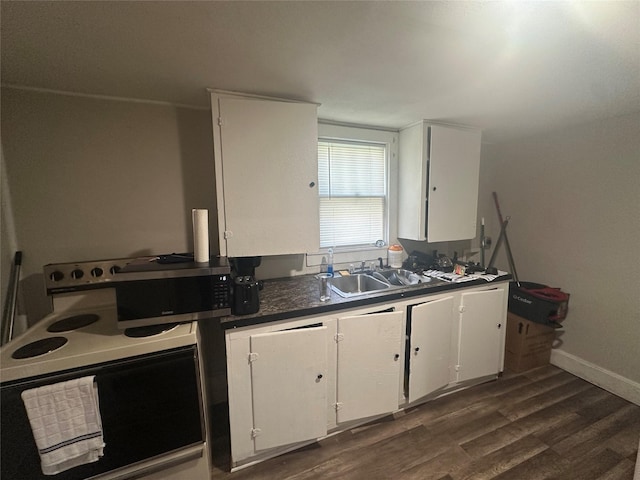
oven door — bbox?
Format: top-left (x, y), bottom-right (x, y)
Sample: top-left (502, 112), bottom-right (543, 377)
top-left (1, 345), bottom-right (205, 480)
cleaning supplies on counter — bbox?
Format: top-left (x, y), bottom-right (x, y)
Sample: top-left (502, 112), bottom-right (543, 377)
top-left (327, 248), bottom-right (334, 276)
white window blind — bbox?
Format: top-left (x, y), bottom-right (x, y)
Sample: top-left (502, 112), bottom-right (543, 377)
top-left (318, 140), bottom-right (387, 248)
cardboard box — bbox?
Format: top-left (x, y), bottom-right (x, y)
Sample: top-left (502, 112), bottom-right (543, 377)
top-left (505, 312), bottom-right (556, 372)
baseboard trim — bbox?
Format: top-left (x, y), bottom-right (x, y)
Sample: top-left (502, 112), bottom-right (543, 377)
top-left (550, 349), bottom-right (640, 406)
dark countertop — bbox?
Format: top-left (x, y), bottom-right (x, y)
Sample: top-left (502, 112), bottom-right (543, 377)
top-left (221, 272), bottom-right (512, 329)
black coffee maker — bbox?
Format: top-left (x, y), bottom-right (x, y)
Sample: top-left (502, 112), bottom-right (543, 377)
top-left (230, 257), bottom-right (262, 315)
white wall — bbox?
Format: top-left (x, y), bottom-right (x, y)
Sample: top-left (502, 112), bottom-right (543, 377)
top-left (478, 112), bottom-right (640, 387)
top-left (1, 88), bottom-right (217, 324)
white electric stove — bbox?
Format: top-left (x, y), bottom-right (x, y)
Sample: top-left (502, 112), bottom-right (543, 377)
top-left (0, 289), bottom-right (197, 383)
top-left (0, 257), bottom-right (212, 480)
top-left (0, 257), bottom-right (199, 383)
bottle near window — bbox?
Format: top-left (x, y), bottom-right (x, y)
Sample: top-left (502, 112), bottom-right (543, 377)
top-left (388, 244), bottom-right (404, 269)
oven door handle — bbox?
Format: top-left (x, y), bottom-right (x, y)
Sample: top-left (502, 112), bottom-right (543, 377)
top-left (92, 443), bottom-right (204, 480)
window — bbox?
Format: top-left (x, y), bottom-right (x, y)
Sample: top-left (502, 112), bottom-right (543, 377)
top-left (318, 134), bottom-right (388, 249)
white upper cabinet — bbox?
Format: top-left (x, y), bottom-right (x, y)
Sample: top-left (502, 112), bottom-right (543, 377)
top-left (210, 91), bottom-right (319, 257)
top-left (398, 122), bottom-right (481, 242)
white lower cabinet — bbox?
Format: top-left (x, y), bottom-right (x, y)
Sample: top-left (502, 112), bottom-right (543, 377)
top-left (336, 309), bottom-right (404, 423)
top-left (407, 295), bottom-right (455, 403)
top-left (225, 318), bottom-right (334, 466)
top-left (249, 326), bottom-right (328, 451)
top-left (224, 282), bottom-right (508, 470)
top-left (456, 287), bottom-right (507, 382)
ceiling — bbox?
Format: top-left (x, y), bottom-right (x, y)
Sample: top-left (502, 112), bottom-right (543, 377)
top-left (2, 1), bottom-right (639, 143)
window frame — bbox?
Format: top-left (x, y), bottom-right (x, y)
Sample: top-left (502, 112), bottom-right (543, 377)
top-left (318, 137), bottom-right (388, 249)
top-left (309, 122), bottom-right (399, 267)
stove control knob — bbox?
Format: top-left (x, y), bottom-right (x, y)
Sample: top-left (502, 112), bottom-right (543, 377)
top-left (71, 269), bottom-right (84, 280)
top-left (50, 270), bottom-right (64, 282)
top-left (91, 267), bottom-right (104, 278)
top-left (110, 265), bottom-right (121, 275)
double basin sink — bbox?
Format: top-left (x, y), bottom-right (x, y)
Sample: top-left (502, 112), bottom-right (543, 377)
top-left (330, 269), bottom-right (428, 298)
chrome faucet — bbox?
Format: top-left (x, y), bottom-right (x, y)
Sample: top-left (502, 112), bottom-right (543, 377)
top-left (348, 261), bottom-right (372, 274)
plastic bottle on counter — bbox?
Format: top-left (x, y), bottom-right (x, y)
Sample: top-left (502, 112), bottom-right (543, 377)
top-left (388, 244), bottom-right (404, 269)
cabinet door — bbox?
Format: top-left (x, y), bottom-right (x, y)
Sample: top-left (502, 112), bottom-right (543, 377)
top-left (250, 326), bottom-right (327, 451)
top-left (336, 310), bottom-right (403, 424)
top-left (457, 289), bottom-right (505, 382)
top-left (398, 122), bottom-right (428, 240)
top-left (398, 123), bottom-right (481, 242)
top-left (427, 125), bottom-right (481, 242)
top-left (212, 94), bottom-right (319, 257)
top-left (408, 296), bottom-right (454, 403)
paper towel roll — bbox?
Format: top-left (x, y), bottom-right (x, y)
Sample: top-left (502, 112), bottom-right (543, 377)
top-left (192, 209), bottom-right (209, 263)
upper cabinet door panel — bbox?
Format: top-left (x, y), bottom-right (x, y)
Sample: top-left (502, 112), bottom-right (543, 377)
top-left (398, 122), bottom-right (481, 243)
top-left (398, 123), bottom-right (428, 240)
top-left (427, 125), bottom-right (481, 242)
top-left (212, 94), bottom-right (319, 257)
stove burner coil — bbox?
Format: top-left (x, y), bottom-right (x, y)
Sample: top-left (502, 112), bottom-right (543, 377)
top-left (11, 337), bottom-right (68, 359)
top-left (124, 323), bottom-right (179, 338)
top-left (47, 314), bottom-right (100, 332)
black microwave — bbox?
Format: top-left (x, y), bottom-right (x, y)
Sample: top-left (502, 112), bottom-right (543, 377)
top-left (114, 259), bottom-right (231, 328)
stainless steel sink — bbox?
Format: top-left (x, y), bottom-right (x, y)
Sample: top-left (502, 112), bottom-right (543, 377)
top-left (376, 269), bottom-right (425, 286)
top-left (330, 274), bottom-right (391, 298)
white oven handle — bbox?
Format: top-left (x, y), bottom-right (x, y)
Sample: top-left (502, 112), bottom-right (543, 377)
top-left (90, 443), bottom-right (205, 480)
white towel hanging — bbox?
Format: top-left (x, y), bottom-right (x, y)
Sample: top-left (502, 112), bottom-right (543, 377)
top-left (21, 375), bottom-right (105, 475)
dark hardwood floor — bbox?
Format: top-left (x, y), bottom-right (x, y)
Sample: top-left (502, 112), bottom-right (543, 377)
top-left (209, 365), bottom-right (639, 480)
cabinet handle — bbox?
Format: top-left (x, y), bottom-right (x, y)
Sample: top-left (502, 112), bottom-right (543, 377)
top-left (497, 323), bottom-right (502, 329)
top-left (309, 181), bottom-right (316, 188)
top-left (414, 347), bottom-right (420, 353)
top-left (394, 354), bottom-right (400, 360)
top-left (432, 186), bottom-right (437, 191)
top-left (316, 374), bottom-right (323, 380)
